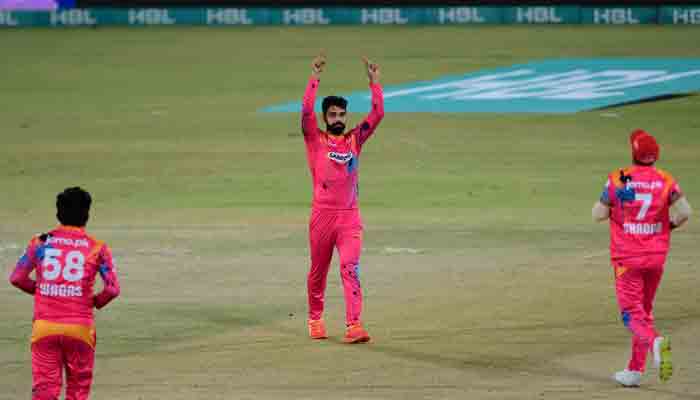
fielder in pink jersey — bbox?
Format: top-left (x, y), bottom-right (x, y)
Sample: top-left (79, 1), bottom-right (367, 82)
top-left (301, 51), bottom-right (384, 343)
top-left (9, 187), bottom-right (120, 400)
top-left (592, 130), bottom-right (692, 387)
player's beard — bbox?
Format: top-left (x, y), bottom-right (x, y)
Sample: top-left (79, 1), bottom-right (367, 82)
top-left (327, 122), bottom-right (346, 136)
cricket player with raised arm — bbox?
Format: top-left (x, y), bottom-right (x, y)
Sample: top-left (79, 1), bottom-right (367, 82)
top-left (9, 187), bottom-right (120, 400)
top-left (592, 130), bottom-right (692, 387)
top-left (301, 51), bottom-right (384, 343)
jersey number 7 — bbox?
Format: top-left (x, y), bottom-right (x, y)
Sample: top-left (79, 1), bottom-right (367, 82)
top-left (635, 193), bottom-right (652, 220)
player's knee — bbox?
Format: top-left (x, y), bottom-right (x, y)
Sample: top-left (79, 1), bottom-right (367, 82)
top-left (621, 311), bottom-right (632, 328)
top-left (621, 309), bottom-right (645, 326)
top-left (341, 263), bottom-right (361, 283)
top-left (66, 373), bottom-right (93, 399)
top-left (307, 272), bottom-right (325, 284)
top-left (32, 383), bottom-right (60, 400)
top-left (621, 310), bottom-right (654, 339)
top-left (75, 368), bottom-right (93, 382)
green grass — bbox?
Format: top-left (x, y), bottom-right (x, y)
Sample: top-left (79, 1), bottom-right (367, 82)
top-left (1, 26), bottom-right (699, 400)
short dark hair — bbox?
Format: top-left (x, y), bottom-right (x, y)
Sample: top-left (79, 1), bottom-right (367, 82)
top-left (56, 187), bottom-right (92, 227)
top-left (322, 96), bottom-right (348, 115)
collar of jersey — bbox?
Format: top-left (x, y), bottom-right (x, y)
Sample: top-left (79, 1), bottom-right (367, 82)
top-left (55, 225), bottom-right (86, 233)
top-left (324, 131), bottom-right (349, 142)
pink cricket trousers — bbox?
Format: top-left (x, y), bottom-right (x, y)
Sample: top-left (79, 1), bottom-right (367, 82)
top-left (614, 254), bottom-right (666, 372)
top-left (307, 208), bottom-right (363, 326)
top-left (32, 335), bottom-right (95, 400)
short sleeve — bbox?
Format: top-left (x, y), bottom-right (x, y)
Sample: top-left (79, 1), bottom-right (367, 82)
top-left (600, 177), bottom-right (612, 206)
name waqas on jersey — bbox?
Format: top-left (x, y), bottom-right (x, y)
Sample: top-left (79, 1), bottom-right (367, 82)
top-left (39, 283), bottom-right (83, 297)
top-left (328, 152), bottom-right (354, 164)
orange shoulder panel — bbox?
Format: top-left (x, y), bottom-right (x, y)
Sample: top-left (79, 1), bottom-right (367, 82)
top-left (655, 168), bottom-right (676, 201)
top-left (610, 166), bottom-right (636, 188)
top-left (655, 167), bottom-right (675, 184)
top-left (87, 239), bottom-right (105, 263)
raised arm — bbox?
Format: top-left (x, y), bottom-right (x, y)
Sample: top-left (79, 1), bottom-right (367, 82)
top-left (302, 51), bottom-right (326, 137)
top-left (357, 57), bottom-right (385, 146)
top-left (93, 244), bottom-right (120, 310)
top-left (9, 238), bottom-right (40, 295)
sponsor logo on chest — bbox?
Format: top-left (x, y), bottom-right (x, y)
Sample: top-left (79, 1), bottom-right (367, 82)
top-left (328, 151), bottom-right (354, 164)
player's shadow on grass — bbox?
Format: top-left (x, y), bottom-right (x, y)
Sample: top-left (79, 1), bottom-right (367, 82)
top-left (593, 93), bottom-right (696, 111)
top-left (645, 387), bottom-right (700, 400)
top-left (334, 337), bottom-right (525, 373)
top-left (555, 365), bottom-right (700, 400)
top-left (98, 303), bottom-right (280, 360)
top-left (354, 343), bottom-right (700, 399)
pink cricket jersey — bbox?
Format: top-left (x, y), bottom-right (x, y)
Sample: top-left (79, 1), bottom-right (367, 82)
top-left (601, 165), bottom-right (683, 261)
top-left (9, 226), bottom-right (120, 326)
top-left (301, 77), bottom-right (384, 210)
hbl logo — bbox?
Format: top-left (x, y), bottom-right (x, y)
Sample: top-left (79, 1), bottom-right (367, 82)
top-left (437, 8), bottom-right (486, 23)
top-left (361, 8), bottom-right (408, 24)
top-left (517, 7), bottom-right (563, 23)
top-left (283, 9), bottom-right (330, 25)
top-left (51, 10), bottom-right (97, 26)
top-left (206, 9), bottom-right (252, 25)
top-left (0, 11), bottom-right (19, 26)
top-left (128, 9), bottom-right (175, 25)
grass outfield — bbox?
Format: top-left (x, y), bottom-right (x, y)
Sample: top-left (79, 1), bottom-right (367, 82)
top-left (1, 26), bottom-right (699, 399)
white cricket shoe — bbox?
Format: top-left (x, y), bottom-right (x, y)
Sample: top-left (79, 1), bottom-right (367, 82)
top-left (614, 369), bottom-right (641, 387)
top-left (653, 336), bottom-right (663, 369)
top-left (653, 336), bottom-right (673, 382)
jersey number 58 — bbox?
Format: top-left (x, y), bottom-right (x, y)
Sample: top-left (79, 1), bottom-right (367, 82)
top-left (42, 249), bottom-right (85, 282)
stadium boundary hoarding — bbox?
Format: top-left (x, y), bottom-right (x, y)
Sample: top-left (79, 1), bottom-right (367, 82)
top-left (73, 0), bottom-right (700, 6)
top-left (2, 5), bottom-right (700, 26)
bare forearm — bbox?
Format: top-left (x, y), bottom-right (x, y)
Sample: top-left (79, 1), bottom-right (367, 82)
top-left (671, 196), bottom-right (692, 229)
top-left (592, 201), bottom-right (610, 222)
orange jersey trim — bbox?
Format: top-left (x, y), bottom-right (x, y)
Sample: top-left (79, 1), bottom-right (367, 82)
top-left (56, 225), bottom-right (86, 233)
top-left (31, 320), bottom-right (96, 348)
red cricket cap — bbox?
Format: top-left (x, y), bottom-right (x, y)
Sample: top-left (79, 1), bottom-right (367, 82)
top-left (629, 129), bottom-right (659, 164)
